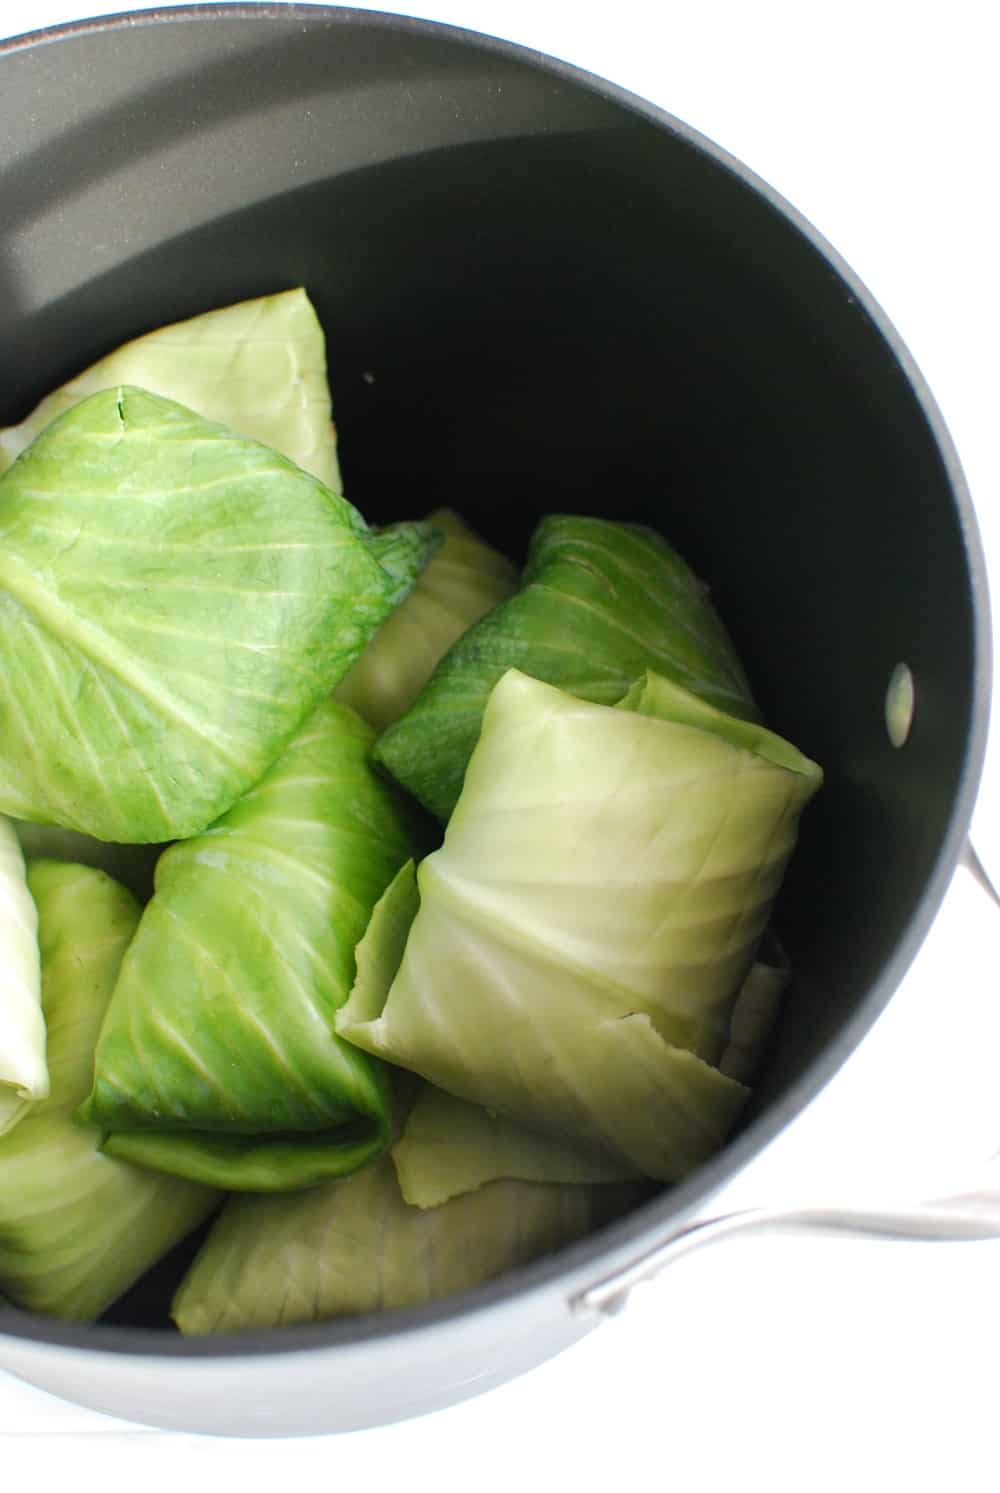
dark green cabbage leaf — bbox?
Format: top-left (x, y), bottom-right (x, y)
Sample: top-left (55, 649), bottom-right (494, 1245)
top-left (81, 700), bottom-right (420, 1190)
top-left (374, 515), bottom-right (759, 820)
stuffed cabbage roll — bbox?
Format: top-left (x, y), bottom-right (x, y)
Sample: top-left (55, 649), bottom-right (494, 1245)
top-left (389, 939), bottom-right (789, 1209)
top-left (172, 1143), bottom-right (634, 1334)
top-left (0, 819), bottom-right (47, 1135)
top-left (374, 515), bottom-right (759, 820)
top-left (82, 700), bottom-right (419, 1191)
top-left (336, 508), bottom-right (518, 732)
top-left (338, 669), bottom-right (822, 1181)
top-left (0, 387), bottom-right (434, 842)
top-left (0, 862), bottom-right (217, 1321)
top-left (0, 288), bottom-right (342, 490)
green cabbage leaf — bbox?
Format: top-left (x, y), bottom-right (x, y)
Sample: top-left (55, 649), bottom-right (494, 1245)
top-left (81, 700), bottom-right (419, 1190)
top-left (0, 862), bottom-right (217, 1321)
top-left (0, 819), bottom-right (47, 1134)
top-left (0, 288), bottom-right (342, 491)
top-left (374, 515), bottom-right (759, 820)
top-left (337, 669), bottom-right (822, 1181)
top-left (336, 508), bottom-right (518, 732)
top-left (366, 520), bottom-right (447, 611)
top-left (391, 948), bottom-right (794, 1208)
top-left (347, 868), bottom-right (636, 1206)
top-left (718, 944), bottom-right (791, 1083)
top-left (0, 386), bottom-right (434, 842)
top-left (392, 1086), bottom-right (636, 1209)
top-left (171, 1137), bottom-right (634, 1333)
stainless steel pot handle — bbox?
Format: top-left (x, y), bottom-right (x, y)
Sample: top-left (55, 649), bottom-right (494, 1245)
top-left (963, 838), bottom-right (1000, 911)
top-left (572, 1189), bottom-right (1000, 1317)
top-left (572, 838), bottom-right (1000, 1320)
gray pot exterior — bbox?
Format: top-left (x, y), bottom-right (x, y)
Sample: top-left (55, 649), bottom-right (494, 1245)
top-left (0, 1283), bottom-right (593, 1437)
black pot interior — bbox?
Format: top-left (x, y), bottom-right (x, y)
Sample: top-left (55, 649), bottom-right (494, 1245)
top-left (0, 6), bottom-right (987, 1343)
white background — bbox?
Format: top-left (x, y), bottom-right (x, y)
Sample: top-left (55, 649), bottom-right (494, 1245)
top-left (3, 1), bottom-right (1000, 1486)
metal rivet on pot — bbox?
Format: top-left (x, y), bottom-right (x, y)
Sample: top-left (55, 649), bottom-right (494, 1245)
top-left (885, 663), bottom-right (915, 747)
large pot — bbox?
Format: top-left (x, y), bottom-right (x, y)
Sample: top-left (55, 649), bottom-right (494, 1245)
top-left (0, 2), bottom-right (990, 1437)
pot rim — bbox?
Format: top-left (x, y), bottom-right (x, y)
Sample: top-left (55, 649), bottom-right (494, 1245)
top-left (0, 0), bottom-right (991, 1361)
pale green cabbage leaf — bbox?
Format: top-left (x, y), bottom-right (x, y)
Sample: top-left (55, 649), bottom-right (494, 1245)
top-left (171, 1141), bottom-right (635, 1333)
top-left (0, 288), bottom-right (342, 491)
top-left (336, 508), bottom-right (518, 732)
top-left (718, 944), bottom-right (791, 1084)
top-left (0, 819), bottom-right (48, 1135)
top-left (374, 514), bottom-right (760, 820)
top-left (392, 1086), bottom-right (636, 1209)
top-left (0, 862), bottom-right (217, 1321)
top-left (0, 386), bottom-right (434, 842)
top-left (352, 868), bottom-right (637, 1207)
top-left (391, 946), bottom-right (790, 1208)
top-left (337, 669), bottom-right (822, 1181)
top-left (81, 700), bottom-right (419, 1191)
